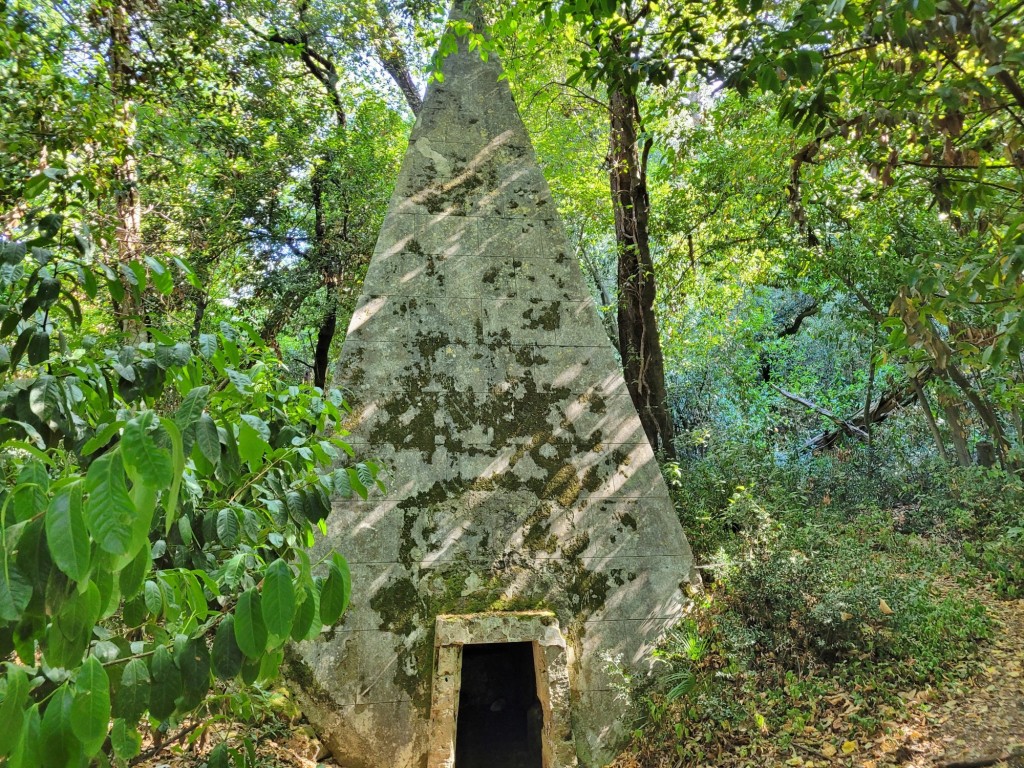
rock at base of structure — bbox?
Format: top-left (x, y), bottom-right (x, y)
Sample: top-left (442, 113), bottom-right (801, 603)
top-left (286, 3), bottom-right (695, 767)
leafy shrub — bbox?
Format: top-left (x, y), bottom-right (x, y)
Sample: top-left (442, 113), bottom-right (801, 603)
top-left (964, 529), bottom-right (1024, 598)
top-left (698, 491), bottom-right (990, 676)
top-left (0, 217), bottom-right (381, 765)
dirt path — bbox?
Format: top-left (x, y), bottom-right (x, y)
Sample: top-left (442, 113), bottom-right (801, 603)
top-left (869, 595), bottom-right (1024, 768)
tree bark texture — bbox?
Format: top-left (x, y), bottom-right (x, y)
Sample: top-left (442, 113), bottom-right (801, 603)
top-left (940, 394), bottom-right (973, 467)
top-left (104, 0), bottom-right (144, 336)
top-left (608, 87), bottom-right (676, 458)
top-left (374, 1), bottom-right (422, 115)
top-left (912, 376), bottom-right (949, 462)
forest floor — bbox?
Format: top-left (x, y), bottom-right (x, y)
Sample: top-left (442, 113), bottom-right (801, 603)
top-left (882, 589), bottom-right (1024, 768)
top-left (138, 588), bottom-right (1024, 768)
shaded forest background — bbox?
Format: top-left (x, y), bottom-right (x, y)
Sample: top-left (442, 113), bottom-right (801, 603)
top-left (2, 0), bottom-right (1024, 765)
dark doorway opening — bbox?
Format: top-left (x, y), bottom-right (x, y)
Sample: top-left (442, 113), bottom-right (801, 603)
top-left (455, 642), bottom-right (543, 768)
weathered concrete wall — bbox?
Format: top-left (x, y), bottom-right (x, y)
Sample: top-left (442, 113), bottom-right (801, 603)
top-left (288, 4), bottom-right (695, 766)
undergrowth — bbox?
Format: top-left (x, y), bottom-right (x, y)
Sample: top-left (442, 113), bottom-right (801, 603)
top-left (621, 426), bottom-right (1021, 767)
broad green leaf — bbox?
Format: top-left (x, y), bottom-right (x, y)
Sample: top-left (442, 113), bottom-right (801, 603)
top-left (160, 417), bottom-right (184, 530)
top-left (212, 615), bottom-right (244, 679)
top-left (0, 558), bottom-right (32, 622)
top-left (216, 508), bottom-right (239, 547)
top-left (49, 582), bottom-right (101, 670)
top-left (174, 385), bottom-right (209, 438)
top-left (13, 459), bottom-right (48, 522)
top-left (208, 743), bottom-right (230, 768)
top-left (237, 418), bottom-right (269, 469)
top-left (119, 541), bottom-right (150, 600)
top-left (320, 555), bottom-right (351, 626)
top-left (291, 588), bottom-right (318, 641)
top-left (121, 412), bottom-right (173, 487)
top-left (46, 484), bottom-right (91, 581)
top-left (71, 656), bottom-right (111, 755)
top-left (8, 703), bottom-right (40, 768)
top-left (155, 342), bottom-right (191, 368)
top-left (110, 719), bottom-right (142, 762)
top-left (0, 663), bottom-right (28, 753)
top-left (149, 645), bottom-right (182, 721)
top-left (262, 559), bottom-right (295, 639)
top-left (114, 658), bottom-right (150, 721)
top-left (84, 451), bottom-right (135, 556)
top-left (234, 589), bottom-right (268, 658)
top-left (40, 685), bottom-right (80, 768)
top-left (197, 333), bottom-right (218, 358)
top-left (195, 413), bottom-right (221, 466)
top-left (175, 637), bottom-right (210, 710)
top-left (144, 579), bottom-right (163, 616)
top-left (81, 420), bottom-right (123, 456)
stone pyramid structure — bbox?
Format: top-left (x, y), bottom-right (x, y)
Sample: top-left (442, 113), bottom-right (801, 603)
top-left (288, 5), bottom-right (695, 766)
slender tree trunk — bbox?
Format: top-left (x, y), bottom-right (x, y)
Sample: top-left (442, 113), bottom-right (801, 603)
top-left (374, 1), bottom-right (422, 115)
top-left (913, 377), bottom-right (949, 462)
top-left (313, 302), bottom-right (337, 389)
top-left (863, 350), bottom-right (876, 448)
top-left (190, 293), bottom-right (208, 343)
top-left (608, 87), bottom-right (675, 457)
top-left (105, 0), bottom-right (144, 338)
top-left (940, 394), bottom-right (973, 467)
top-left (894, 288), bottom-right (1009, 466)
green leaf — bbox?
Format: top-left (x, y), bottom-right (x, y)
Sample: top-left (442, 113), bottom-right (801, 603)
top-left (320, 555), bottom-right (351, 626)
top-left (0, 663), bottom-right (29, 754)
top-left (49, 582), bottom-right (101, 670)
top-left (81, 420), bottom-right (123, 456)
top-left (911, 0), bottom-right (936, 20)
top-left (174, 385), bottom-right (209, 433)
top-left (149, 645), bottom-right (182, 721)
top-left (84, 451), bottom-right (135, 556)
top-left (197, 333), bottom-right (218, 358)
top-left (40, 685), bottom-right (79, 768)
top-left (144, 579), bottom-right (163, 616)
top-left (13, 459), bottom-right (48, 522)
top-left (208, 743), bottom-right (230, 768)
top-left (195, 413), bottom-right (221, 466)
top-left (0, 557), bottom-right (32, 621)
top-left (216, 508), bottom-right (240, 547)
top-left (8, 704), bottom-right (40, 768)
top-left (26, 329), bottom-right (49, 365)
top-left (290, 588), bottom-right (318, 642)
top-left (262, 559), bottom-right (295, 639)
top-left (119, 541), bottom-right (150, 600)
top-left (71, 656), bottom-right (111, 755)
top-left (114, 658), bottom-right (150, 722)
top-left (212, 615), bottom-right (244, 679)
top-left (175, 637), bottom-right (210, 710)
top-left (110, 719), bottom-right (141, 762)
top-left (155, 342), bottom-right (191, 369)
top-left (234, 589), bottom-right (268, 658)
top-left (46, 484), bottom-right (91, 581)
top-left (160, 416), bottom-right (184, 531)
top-left (237, 418), bottom-right (269, 469)
top-left (121, 412), bottom-right (173, 487)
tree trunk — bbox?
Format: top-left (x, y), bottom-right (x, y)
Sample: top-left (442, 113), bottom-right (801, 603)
top-left (313, 301), bottom-right (337, 389)
top-left (863, 350), bottom-right (876, 448)
top-left (893, 288), bottom-right (1009, 466)
top-left (940, 394), bottom-right (973, 467)
top-left (104, 0), bottom-right (144, 338)
top-left (912, 377), bottom-right (949, 462)
top-left (608, 87), bottom-right (675, 458)
top-left (374, 1), bottom-right (422, 115)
